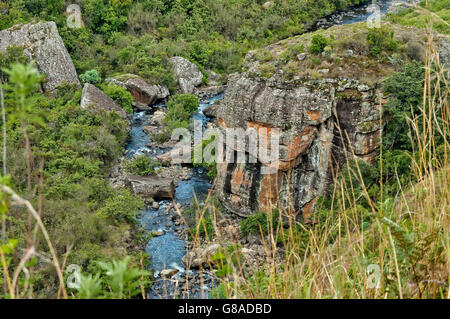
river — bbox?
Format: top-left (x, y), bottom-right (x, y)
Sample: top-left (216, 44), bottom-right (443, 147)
top-left (125, 0), bottom-right (407, 299)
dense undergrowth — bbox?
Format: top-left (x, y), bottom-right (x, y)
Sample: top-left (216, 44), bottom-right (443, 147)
top-left (0, 0), bottom-right (448, 299)
top-left (1, 0), bottom-right (369, 86)
top-left (0, 61), bottom-right (148, 298)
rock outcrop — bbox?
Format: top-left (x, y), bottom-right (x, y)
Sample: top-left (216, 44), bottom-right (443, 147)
top-left (0, 22), bottom-right (80, 91)
top-left (80, 84), bottom-right (130, 128)
top-left (157, 146), bottom-right (192, 166)
top-left (125, 175), bottom-right (175, 199)
top-left (214, 23), bottom-right (411, 220)
top-left (216, 77), bottom-right (381, 220)
top-left (106, 74), bottom-right (169, 109)
top-left (202, 103), bottom-right (219, 118)
top-left (169, 56), bottom-right (203, 94)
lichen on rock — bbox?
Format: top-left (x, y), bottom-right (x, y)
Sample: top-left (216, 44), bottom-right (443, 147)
top-left (0, 22), bottom-right (80, 91)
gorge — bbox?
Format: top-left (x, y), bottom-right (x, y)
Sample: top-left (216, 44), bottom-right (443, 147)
top-left (0, 0), bottom-right (448, 300)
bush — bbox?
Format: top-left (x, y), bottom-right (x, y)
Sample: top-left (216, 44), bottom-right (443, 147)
top-left (366, 27), bottom-right (398, 57)
top-left (101, 84), bottom-right (134, 114)
top-left (80, 69), bottom-right (102, 84)
top-left (240, 211), bottom-right (279, 237)
top-left (163, 94), bottom-right (199, 131)
top-left (124, 155), bottom-right (160, 176)
top-left (309, 34), bottom-right (330, 54)
top-left (97, 189), bottom-right (144, 223)
top-left (383, 61), bottom-right (424, 151)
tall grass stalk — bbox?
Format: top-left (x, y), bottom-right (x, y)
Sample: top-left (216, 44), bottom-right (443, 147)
top-left (183, 11), bottom-right (449, 299)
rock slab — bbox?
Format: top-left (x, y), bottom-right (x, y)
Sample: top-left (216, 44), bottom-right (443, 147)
top-left (106, 74), bottom-right (169, 108)
top-left (0, 22), bottom-right (80, 91)
top-left (80, 83), bottom-right (130, 122)
top-left (169, 56), bottom-right (203, 94)
top-left (125, 175), bottom-right (175, 199)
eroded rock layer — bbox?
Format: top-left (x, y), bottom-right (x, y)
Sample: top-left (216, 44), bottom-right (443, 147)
top-left (216, 72), bottom-right (383, 220)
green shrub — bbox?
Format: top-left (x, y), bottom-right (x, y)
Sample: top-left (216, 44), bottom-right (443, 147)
top-left (309, 34), bottom-right (330, 54)
top-left (80, 69), bottom-right (102, 84)
top-left (163, 94), bottom-right (199, 132)
top-left (124, 155), bottom-right (160, 176)
top-left (97, 189), bottom-right (144, 223)
top-left (366, 27), bottom-right (398, 57)
top-left (383, 61), bottom-right (424, 151)
top-left (101, 84), bottom-right (134, 114)
top-left (240, 211), bottom-right (279, 237)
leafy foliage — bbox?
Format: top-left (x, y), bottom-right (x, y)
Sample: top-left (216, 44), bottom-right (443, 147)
top-left (101, 84), bottom-right (134, 114)
top-left (80, 69), bottom-right (102, 85)
top-left (240, 210), bottom-right (279, 237)
top-left (366, 27), bottom-right (398, 57)
top-left (163, 94), bottom-right (199, 132)
top-left (382, 61), bottom-right (424, 151)
top-left (97, 189), bottom-right (144, 223)
top-left (309, 34), bottom-right (330, 54)
top-left (124, 155), bottom-right (160, 176)
top-left (0, 60), bottom-right (143, 297)
top-left (77, 256), bottom-right (150, 299)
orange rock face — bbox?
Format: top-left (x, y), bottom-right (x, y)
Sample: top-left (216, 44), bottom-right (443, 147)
top-left (258, 173), bottom-right (281, 213)
top-left (301, 196), bottom-right (319, 221)
top-left (286, 126), bottom-right (317, 160)
top-left (306, 110), bottom-right (321, 121)
top-left (215, 68), bottom-right (382, 220)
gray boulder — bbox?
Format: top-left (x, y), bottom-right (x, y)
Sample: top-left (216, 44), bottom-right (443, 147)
top-left (0, 22), bottom-right (80, 91)
top-left (125, 175), bottom-right (175, 199)
top-left (106, 74), bottom-right (169, 108)
top-left (202, 103), bottom-right (219, 118)
top-left (157, 145), bottom-right (192, 166)
top-left (80, 84), bottom-right (130, 128)
top-left (169, 56), bottom-right (203, 94)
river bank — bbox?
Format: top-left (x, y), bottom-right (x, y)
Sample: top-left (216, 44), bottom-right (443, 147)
top-left (120, 0), bottom-right (412, 299)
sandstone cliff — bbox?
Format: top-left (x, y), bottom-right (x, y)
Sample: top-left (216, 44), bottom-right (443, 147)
top-left (215, 22), bottom-right (437, 220)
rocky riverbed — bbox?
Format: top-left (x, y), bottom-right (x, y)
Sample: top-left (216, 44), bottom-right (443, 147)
top-left (117, 0), bottom-right (419, 299)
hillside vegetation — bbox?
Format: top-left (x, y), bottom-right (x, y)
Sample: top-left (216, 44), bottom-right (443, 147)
top-left (0, 0), bottom-right (449, 299)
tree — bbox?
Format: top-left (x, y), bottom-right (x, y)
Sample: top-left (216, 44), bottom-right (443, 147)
top-left (0, 80), bottom-right (5, 243)
top-left (3, 63), bottom-right (45, 192)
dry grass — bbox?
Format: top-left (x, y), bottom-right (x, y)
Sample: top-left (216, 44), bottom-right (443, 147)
top-left (184, 13), bottom-right (449, 299)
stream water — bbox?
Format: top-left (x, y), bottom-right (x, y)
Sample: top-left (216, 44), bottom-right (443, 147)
top-left (126, 94), bottom-right (222, 299)
top-left (125, 0), bottom-right (406, 299)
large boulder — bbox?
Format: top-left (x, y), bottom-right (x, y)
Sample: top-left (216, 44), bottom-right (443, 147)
top-left (169, 56), bottom-right (203, 94)
top-left (80, 84), bottom-right (130, 131)
top-left (202, 103), bottom-right (219, 118)
top-left (157, 146), bottom-right (192, 166)
top-left (125, 175), bottom-right (175, 199)
top-left (81, 84), bottom-right (128, 118)
top-left (106, 74), bottom-right (169, 109)
top-left (0, 22), bottom-right (80, 91)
